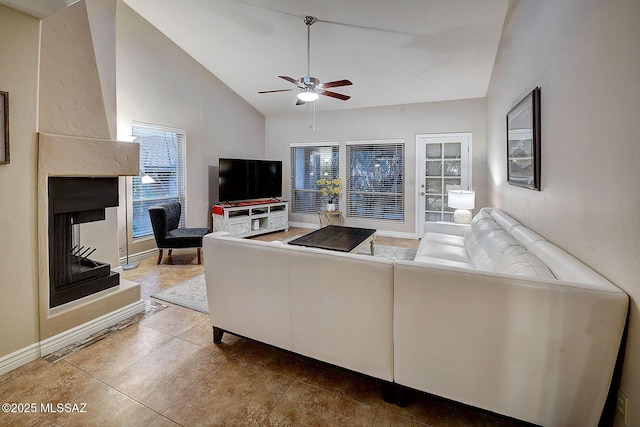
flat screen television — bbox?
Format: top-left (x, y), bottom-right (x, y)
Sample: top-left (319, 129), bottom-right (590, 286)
top-left (218, 158), bottom-right (283, 202)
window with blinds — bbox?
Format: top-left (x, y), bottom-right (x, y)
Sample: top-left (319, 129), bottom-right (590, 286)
top-left (290, 143), bottom-right (339, 214)
top-left (131, 123), bottom-right (186, 239)
top-left (346, 140), bottom-right (404, 221)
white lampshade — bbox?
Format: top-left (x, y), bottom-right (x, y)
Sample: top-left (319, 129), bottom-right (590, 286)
top-left (297, 90), bottom-right (319, 102)
top-left (448, 190), bottom-right (475, 209)
top-left (448, 190), bottom-right (475, 224)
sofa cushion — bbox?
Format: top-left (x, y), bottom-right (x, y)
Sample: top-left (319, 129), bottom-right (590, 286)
top-left (463, 227), bottom-right (493, 270)
top-left (468, 212), bottom-right (502, 242)
top-left (510, 225), bottom-right (546, 250)
top-left (470, 210), bottom-right (494, 228)
top-left (465, 212), bottom-right (520, 271)
top-left (483, 229), bottom-right (519, 263)
top-left (465, 211), bottom-right (499, 241)
top-left (422, 232), bottom-right (466, 247)
top-left (411, 255), bottom-right (475, 269)
top-left (494, 245), bottom-right (555, 279)
top-left (415, 235), bottom-right (472, 265)
top-left (490, 209), bottom-right (522, 233)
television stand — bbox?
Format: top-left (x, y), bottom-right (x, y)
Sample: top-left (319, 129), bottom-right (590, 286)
top-left (212, 200), bottom-right (288, 238)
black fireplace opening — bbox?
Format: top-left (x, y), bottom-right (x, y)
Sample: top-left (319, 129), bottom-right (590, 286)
top-left (49, 177), bottom-right (120, 308)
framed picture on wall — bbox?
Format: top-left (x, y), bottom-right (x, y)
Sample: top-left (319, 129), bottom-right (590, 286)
top-left (506, 87), bottom-right (540, 190)
top-left (0, 90), bottom-right (8, 164)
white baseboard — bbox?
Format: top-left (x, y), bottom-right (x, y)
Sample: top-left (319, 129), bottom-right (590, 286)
top-left (0, 300), bottom-right (147, 375)
top-left (0, 343), bottom-right (41, 376)
top-left (40, 300), bottom-right (146, 356)
top-left (288, 221), bottom-right (320, 230)
top-left (119, 248), bottom-right (157, 265)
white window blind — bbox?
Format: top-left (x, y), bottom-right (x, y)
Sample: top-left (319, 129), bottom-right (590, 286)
top-left (346, 140), bottom-right (404, 221)
top-left (131, 123), bottom-right (186, 238)
top-left (290, 143), bottom-right (339, 214)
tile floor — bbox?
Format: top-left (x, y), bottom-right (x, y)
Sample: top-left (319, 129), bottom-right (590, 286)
top-left (0, 228), bottom-right (529, 426)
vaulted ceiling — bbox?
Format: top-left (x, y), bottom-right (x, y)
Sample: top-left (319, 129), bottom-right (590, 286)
top-left (2, 0), bottom-right (510, 116)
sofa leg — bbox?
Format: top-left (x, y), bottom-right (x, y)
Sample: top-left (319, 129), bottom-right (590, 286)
top-left (213, 327), bottom-right (224, 344)
top-left (381, 382), bottom-right (396, 403)
top-left (394, 385), bottom-right (409, 407)
top-left (381, 382), bottom-right (408, 407)
top-left (168, 249), bottom-right (173, 257)
top-left (197, 248), bottom-right (202, 264)
top-left (156, 249), bottom-right (163, 265)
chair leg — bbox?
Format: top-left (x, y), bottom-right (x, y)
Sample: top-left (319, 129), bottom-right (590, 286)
top-left (156, 249), bottom-right (163, 265)
top-left (168, 249), bottom-right (173, 257)
top-left (197, 248), bottom-right (202, 264)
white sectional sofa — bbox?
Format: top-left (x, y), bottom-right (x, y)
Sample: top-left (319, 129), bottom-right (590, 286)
top-left (202, 208), bottom-right (628, 427)
top-left (394, 208), bottom-right (628, 426)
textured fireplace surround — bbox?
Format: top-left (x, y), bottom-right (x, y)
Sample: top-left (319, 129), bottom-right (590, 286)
top-left (38, 133), bottom-right (142, 343)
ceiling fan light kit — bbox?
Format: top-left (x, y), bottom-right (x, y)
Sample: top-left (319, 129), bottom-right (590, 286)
top-left (258, 15), bottom-right (352, 106)
top-left (298, 90), bottom-right (319, 102)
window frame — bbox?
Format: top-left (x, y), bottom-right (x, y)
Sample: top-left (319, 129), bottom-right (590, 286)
top-left (131, 122), bottom-right (187, 240)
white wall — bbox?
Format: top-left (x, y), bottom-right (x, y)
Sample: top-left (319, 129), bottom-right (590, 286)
top-left (266, 99), bottom-right (486, 235)
top-left (486, 1), bottom-right (640, 425)
top-left (116, 1), bottom-right (265, 255)
top-left (0, 5), bottom-right (40, 357)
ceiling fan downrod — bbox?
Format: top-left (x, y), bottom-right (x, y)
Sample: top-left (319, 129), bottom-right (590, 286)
top-left (303, 16), bottom-right (317, 79)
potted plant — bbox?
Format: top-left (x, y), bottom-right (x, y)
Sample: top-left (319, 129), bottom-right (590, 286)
top-left (317, 177), bottom-right (341, 212)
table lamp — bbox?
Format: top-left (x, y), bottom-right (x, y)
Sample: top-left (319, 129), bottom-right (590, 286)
top-left (448, 190), bottom-right (475, 224)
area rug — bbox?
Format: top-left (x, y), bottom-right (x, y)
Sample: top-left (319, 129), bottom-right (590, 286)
top-left (359, 244), bottom-right (417, 260)
top-left (152, 274), bottom-right (209, 314)
top-left (151, 244), bottom-right (416, 314)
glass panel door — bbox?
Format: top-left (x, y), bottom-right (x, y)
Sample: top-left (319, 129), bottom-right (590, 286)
top-left (416, 133), bottom-right (471, 235)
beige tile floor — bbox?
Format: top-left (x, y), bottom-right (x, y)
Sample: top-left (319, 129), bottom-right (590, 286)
top-left (0, 228), bottom-right (528, 426)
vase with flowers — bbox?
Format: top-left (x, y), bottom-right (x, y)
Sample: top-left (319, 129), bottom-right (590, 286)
top-left (317, 177), bottom-right (341, 212)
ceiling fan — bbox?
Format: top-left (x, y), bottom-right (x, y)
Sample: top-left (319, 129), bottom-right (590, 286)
top-left (258, 15), bottom-right (352, 105)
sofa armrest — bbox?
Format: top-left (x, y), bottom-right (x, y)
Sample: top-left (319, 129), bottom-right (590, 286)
top-left (203, 234), bottom-right (294, 350)
top-left (423, 221), bottom-right (469, 236)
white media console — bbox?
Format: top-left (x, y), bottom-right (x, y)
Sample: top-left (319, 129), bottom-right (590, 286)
top-left (212, 200), bottom-right (289, 238)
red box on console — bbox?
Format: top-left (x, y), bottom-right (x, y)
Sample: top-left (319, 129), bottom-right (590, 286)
top-left (212, 205), bottom-right (225, 216)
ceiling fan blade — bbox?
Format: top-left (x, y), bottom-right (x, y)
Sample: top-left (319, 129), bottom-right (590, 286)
top-left (258, 89), bottom-right (294, 94)
top-left (320, 79), bottom-right (352, 89)
top-left (278, 75), bottom-right (300, 85)
top-left (319, 90), bottom-right (351, 101)
top-left (296, 99), bottom-right (306, 106)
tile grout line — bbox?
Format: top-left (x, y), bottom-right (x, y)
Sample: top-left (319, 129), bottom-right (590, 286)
top-left (259, 377), bottom-right (297, 426)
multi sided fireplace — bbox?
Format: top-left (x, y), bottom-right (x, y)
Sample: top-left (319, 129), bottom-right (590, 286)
top-left (48, 177), bottom-right (120, 308)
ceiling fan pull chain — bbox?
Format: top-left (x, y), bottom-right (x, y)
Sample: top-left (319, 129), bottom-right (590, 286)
top-left (309, 101), bottom-right (316, 130)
